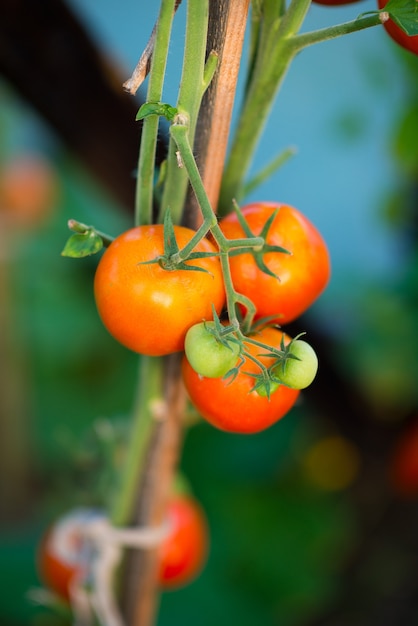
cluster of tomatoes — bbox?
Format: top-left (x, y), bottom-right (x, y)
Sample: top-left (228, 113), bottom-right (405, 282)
top-left (312, 0), bottom-right (418, 57)
top-left (37, 493), bottom-right (209, 602)
top-left (94, 201), bottom-right (330, 434)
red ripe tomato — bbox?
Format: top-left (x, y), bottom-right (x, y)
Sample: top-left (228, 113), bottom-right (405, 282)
top-left (378, 0), bottom-right (418, 55)
top-left (37, 509), bottom-right (99, 601)
top-left (159, 495), bottom-right (209, 589)
top-left (182, 326), bottom-right (300, 434)
top-left (219, 203), bottom-right (330, 325)
top-left (390, 421), bottom-right (418, 497)
top-left (94, 225), bottom-right (225, 356)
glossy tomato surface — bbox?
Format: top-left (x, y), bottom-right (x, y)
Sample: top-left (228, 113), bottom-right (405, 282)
top-left (182, 327), bottom-right (300, 434)
top-left (94, 225), bottom-right (225, 356)
top-left (37, 509), bottom-right (99, 601)
top-left (219, 203), bottom-right (330, 325)
top-left (159, 495), bottom-right (209, 589)
top-left (378, 0), bottom-right (418, 55)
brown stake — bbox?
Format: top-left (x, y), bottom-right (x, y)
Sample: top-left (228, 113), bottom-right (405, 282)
top-left (184, 0), bottom-right (251, 227)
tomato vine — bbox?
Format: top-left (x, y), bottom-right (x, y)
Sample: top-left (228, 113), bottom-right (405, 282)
top-left (58, 0), bottom-right (418, 624)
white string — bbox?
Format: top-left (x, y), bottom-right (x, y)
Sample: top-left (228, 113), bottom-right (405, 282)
top-left (71, 516), bottom-right (170, 626)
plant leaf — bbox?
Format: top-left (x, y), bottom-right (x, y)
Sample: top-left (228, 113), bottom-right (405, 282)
top-left (384, 0), bottom-right (418, 35)
top-left (136, 101), bottom-right (178, 122)
top-left (61, 231), bottom-right (104, 258)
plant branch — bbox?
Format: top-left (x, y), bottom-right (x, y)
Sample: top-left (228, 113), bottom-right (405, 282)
top-left (160, 0), bottom-right (210, 224)
top-left (135, 0), bottom-right (177, 226)
top-left (289, 10), bottom-right (389, 53)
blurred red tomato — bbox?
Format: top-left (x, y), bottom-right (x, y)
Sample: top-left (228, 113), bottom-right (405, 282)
top-left (390, 421), bottom-right (418, 497)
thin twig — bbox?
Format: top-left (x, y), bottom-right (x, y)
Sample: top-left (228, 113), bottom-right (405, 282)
top-left (123, 0), bottom-right (183, 95)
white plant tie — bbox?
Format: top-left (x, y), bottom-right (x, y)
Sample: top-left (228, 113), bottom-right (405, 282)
top-left (70, 515), bottom-right (170, 626)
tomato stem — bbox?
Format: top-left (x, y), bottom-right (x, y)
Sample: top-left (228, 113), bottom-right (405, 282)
top-left (110, 356), bottom-right (165, 527)
top-left (218, 0), bottom-right (386, 214)
top-left (135, 0), bottom-right (177, 227)
top-left (160, 0), bottom-right (210, 225)
top-left (289, 11), bottom-right (388, 53)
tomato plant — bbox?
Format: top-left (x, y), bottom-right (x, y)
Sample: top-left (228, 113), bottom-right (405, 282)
top-left (182, 326), bottom-right (300, 434)
top-left (184, 321), bottom-right (241, 378)
top-left (94, 224), bottom-right (225, 356)
top-left (219, 203), bottom-right (330, 325)
top-left (275, 339), bottom-right (319, 390)
top-left (158, 494), bottom-right (209, 589)
top-left (378, 0), bottom-right (418, 55)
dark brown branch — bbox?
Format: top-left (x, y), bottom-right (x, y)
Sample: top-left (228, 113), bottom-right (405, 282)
top-left (121, 355), bottom-right (186, 626)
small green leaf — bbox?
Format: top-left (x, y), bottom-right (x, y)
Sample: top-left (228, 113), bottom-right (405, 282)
top-left (136, 101), bottom-right (178, 122)
top-left (162, 208), bottom-right (180, 256)
top-left (383, 0), bottom-right (418, 35)
top-left (61, 231), bottom-right (104, 258)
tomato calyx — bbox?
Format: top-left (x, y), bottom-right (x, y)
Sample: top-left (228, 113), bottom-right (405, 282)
top-left (228, 201), bottom-right (290, 281)
top-left (139, 209), bottom-right (220, 274)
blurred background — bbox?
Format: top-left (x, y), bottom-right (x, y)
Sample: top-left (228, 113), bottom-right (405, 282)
top-left (1, 1), bottom-right (418, 624)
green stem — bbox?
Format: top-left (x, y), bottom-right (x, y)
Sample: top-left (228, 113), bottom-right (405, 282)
top-left (160, 0), bottom-right (209, 224)
top-left (110, 356), bottom-right (164, 527)
top-left (218, 0), bottom-right (385, 215)
top-left (135, 0), bottom-right (177, 226)
top-left (170, 123), bottom-right (265, 253)
top-left (218, 0), bottom-right (311, 214)
top-left (289, 11), bottom-right (387, 53)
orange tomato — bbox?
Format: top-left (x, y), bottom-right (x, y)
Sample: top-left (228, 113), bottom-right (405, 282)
top-left (0, 154), bottom-right (57, 228)
top-left (219, 202), bottom-right (330, 325)
top-left (159, 495), bottom-right (209, 589)
top-left (94, 225), bottom-right (225, 356)
top-left (182, 326), bottom-right (300, 434)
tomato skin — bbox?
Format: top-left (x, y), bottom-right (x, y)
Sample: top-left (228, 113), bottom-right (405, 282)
top-left (184, 321), bottom-right (240, 378)
top-left (275, 339), bottom-right (318, 390)
top-left (94, 225), bottom-right (225, 356)
top-left (182, 327), bottom-right (300, 434)
top-left (219, 203), bottom-right (330, 325)
top-left (378, 0), bottom-right (418, 56)
top-left (158, 496), bottom-right (209, 589)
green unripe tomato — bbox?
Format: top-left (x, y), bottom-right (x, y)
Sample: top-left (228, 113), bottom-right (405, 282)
top-left (184, 322), bottom-right (240, 379)
top-left (275, 340), bottom-right (318, 390)
top-left (255, 380), bottom-right (279, 398)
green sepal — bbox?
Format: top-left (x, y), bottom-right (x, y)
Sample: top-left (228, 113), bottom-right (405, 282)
top-left (156, 209), bottom-right (215, 273)
top-left (231, 202), bottom-right (290, 280)
top-left (61, 230), bottom-right (104, 258)
top-left (380, 0), bottom-right (418, 35)
top-left (136, 101), bottom-right (178, 122)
